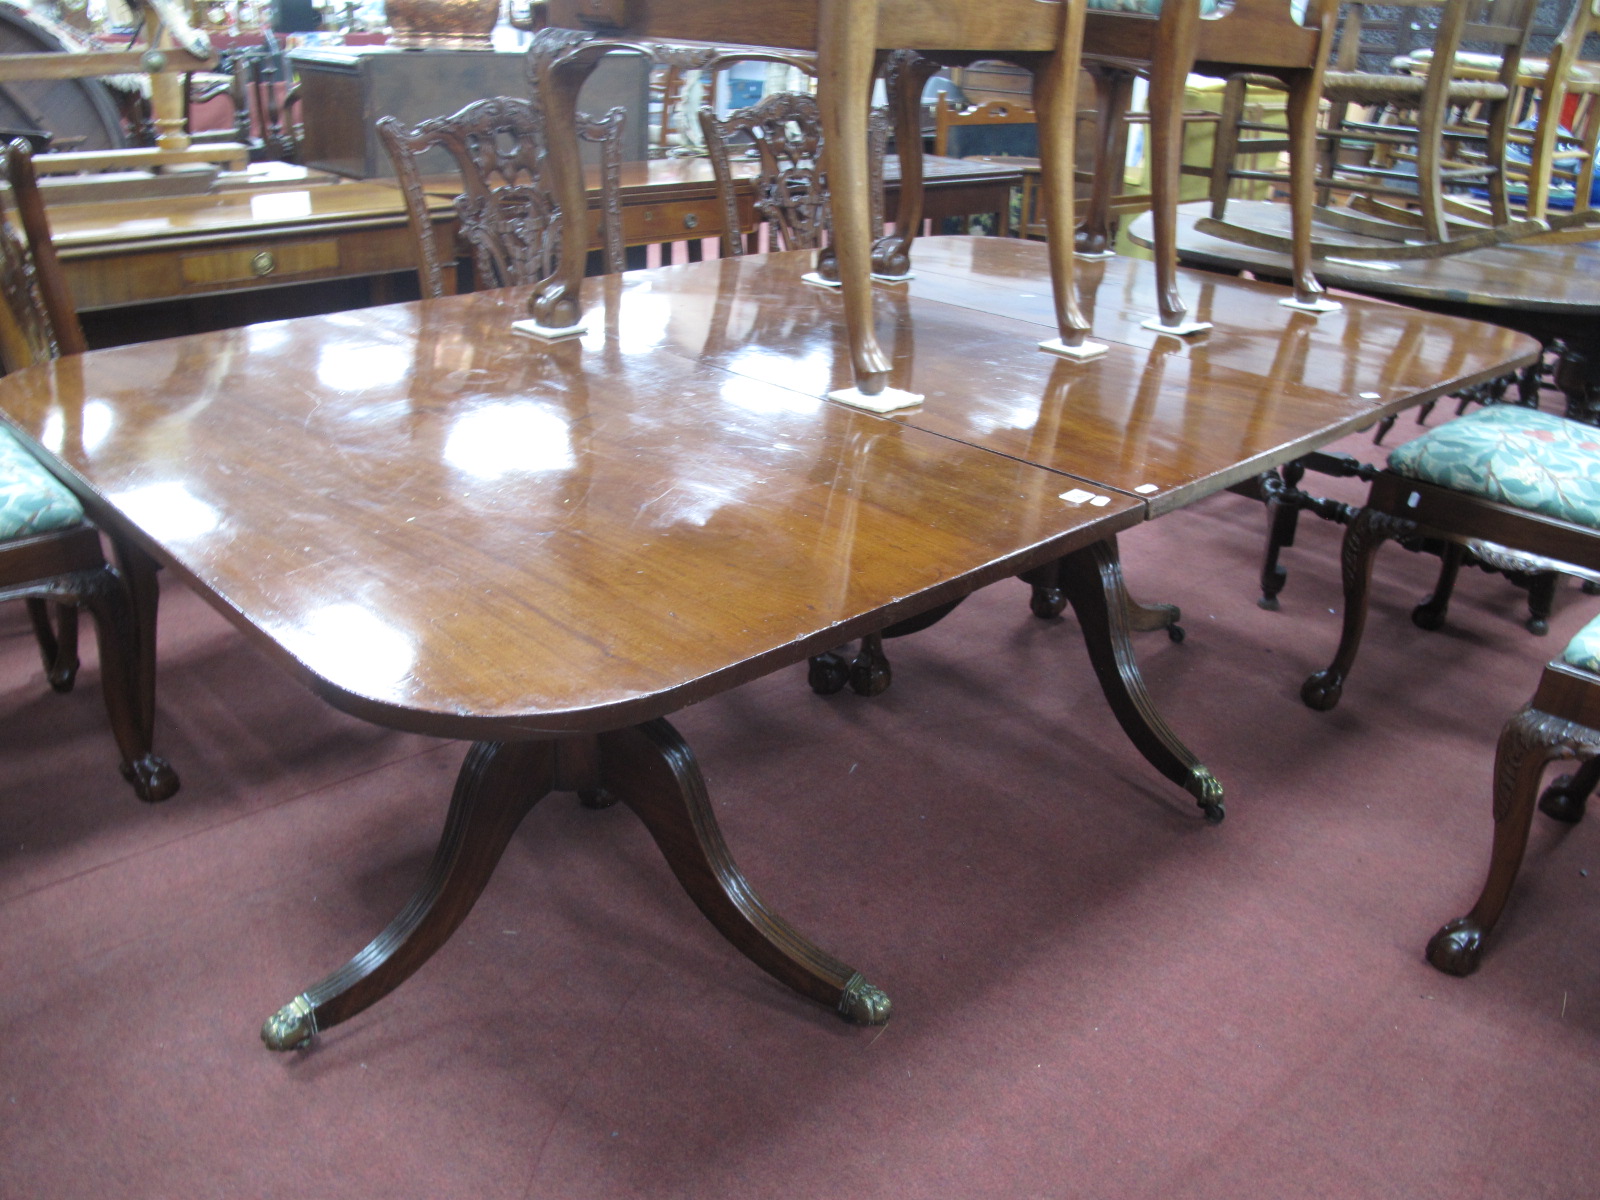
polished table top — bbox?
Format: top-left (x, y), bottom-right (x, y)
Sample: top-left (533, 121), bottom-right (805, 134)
top-left (626, 236), bottom-right (1540, 515)
top-left (0, 270), bottom-right (1136, 740)
top-left (0, 237), bottom-right (1534, 728)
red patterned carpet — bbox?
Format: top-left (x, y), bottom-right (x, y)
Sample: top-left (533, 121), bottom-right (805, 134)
top-left (1, 428), bottom-right (1595, 1199)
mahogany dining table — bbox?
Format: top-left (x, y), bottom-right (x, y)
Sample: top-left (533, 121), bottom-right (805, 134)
top-left (0, 237), bottom-right (1536, 1052)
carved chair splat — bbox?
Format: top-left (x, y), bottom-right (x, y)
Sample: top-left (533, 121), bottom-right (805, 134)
top-left (700, 89), bottom-right (891, 265)
top-left (378, 93), bottom-right (627, 300)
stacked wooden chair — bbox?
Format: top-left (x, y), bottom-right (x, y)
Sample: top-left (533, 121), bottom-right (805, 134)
top-left (1426, 608), bottom-right (1600, 975)
top-left (1079, 0), bottom-right (1340, 327)
top-left (378, 94), bottom-right (628, 299)
top-left (1395, 0), bottom-right (1600, 225)
top-left (0, 139), bottom-right (178, 802)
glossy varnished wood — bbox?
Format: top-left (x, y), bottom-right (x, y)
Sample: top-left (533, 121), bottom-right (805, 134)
top-left (622, 239), bottom-right (1539, 515)
top-left (0, 279), bottom-right (1138, 741)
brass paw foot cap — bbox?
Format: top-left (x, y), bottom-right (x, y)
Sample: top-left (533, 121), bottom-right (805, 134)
top-left (261, 994), bottom-right (317, 1052)
top-left (1185, 768), bottom-right (1225, 823)
top-left (838, 974), bottom-right (892, 1025)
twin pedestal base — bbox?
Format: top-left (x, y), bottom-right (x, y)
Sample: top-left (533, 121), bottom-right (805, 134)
top-left (261, 537), bottom-right (1220, 1052)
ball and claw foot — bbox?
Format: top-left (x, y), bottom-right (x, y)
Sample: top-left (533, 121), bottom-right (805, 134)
top-left (1187, 768), bottom-right (1225, 823)
top-left (808, 652), bottom-right (850, 695)
top-left (122, 753), bottom-right (180, 803)
top-left (1538, 775), bottom-right (1589, 824)
top-left (1425, 918), bottom-right (1484, 976)
top-left (838, 974), bottom-right (892, 1025)
top-left (261, 994), bottom-right (317, 1052)
top-left (1300, 671), bottom-right (1343, 712)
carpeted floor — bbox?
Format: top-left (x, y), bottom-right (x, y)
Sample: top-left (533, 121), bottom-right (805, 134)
top-left (1, 427), bottom-right (1595, 1199)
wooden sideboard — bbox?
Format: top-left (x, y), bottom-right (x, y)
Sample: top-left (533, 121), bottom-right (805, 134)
top-left (48, 156), bottom-right (1022, 341)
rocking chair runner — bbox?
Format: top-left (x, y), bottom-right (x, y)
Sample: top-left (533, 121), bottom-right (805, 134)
top-left (1316, 0), bottom-right (1540, 245)
top-left (0, 139), bottom-right (177, 802)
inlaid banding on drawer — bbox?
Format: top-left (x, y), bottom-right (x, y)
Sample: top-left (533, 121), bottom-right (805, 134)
top-left (179, 239), bottom-right (342, 287)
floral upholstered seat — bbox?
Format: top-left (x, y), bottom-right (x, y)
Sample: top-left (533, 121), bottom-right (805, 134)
top-left (1561, 610), bottom-right (1600, 673)
top-left (0, 425), bottom-right (83, 540)
top-left (1386, 405), bottom-right (1600, 530)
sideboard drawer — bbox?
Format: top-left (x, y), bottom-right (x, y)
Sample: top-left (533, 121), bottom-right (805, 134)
top-left (179, 239), bottom-right (343, 289)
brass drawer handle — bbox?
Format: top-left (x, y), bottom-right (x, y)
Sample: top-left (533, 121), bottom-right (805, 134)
top-left (682, 213), bottom-right (699, 231)
top-left (251, 251), bottom-right (276, 277)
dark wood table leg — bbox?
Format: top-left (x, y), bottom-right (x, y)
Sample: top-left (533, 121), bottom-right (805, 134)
top-left (261, 722), bottom-right (889, 1051)
top-left (1427, 704), bottom-right (1600, 976)
top-left (261, 739), bottom-right (560, 1050)
top-left (1055, 537), bottom-right (1224, 822)
top-left (600, 719), bottom-right (890, 1024)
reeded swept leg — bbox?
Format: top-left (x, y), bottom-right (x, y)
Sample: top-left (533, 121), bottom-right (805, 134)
top-left (1427, 705), bottom-right (1600, 976)
top-left (262, 739), bottom-right (560, 1050)
top-left (602, 719), bottom-right (890, 1024)
top-left (1056, 537), bottom-right (1223, 821)
top-left (262, 721), bottom-right (888, 1051)
top-left (1020, 559), bottom-right (1182, 640)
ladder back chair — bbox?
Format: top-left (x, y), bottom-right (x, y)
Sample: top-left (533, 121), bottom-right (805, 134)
top-left (378, 94), bottom-right (628, 300)
top-left (0, 138), bottom-right (178, 803)
top-left (1314, 0), bottom-right (1541, 243)
top-left (1426, 606), bottom-right (1600, 976)
top-left (1405, 0), bottom-right (1600, 224)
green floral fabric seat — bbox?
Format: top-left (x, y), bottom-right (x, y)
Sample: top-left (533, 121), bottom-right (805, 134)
top-left (0, 425), bottom-right (83, 540)
top-left (1387, 406), bottom-right (1600, 530)
top-left (1562, 612), bottom-right (1600, 673)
